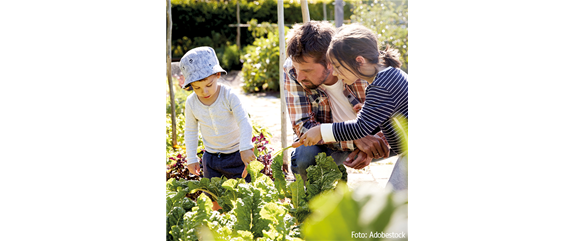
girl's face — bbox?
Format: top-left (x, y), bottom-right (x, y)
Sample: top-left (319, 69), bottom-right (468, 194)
top-left (330, 58), bottom-right (359, 85)
top-left (190, 73), bottom-right (220, 102)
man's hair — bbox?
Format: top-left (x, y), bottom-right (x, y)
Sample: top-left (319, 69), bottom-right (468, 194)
top-left (286, 21), bottom-right (335, 68)
top-left (327, 24), bottom-right (401, 78)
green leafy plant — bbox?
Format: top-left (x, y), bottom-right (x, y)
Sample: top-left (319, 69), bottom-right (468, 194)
top-left (351, 0), bottom-right (408, 72)
top-left (305, 153), bottom-right (345, 200)
top-left (240, 22), bottom-right (289, 93)
top-left (220, 44), bottom-right (242, 70)
top-left (166, 152), bottom-right (349, 241)
top-left (391, 114), bottom-right (408, 157)
top-left (302, 183), bottom-right (408, 240)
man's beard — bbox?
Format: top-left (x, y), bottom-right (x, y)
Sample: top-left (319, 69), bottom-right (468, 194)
top-left (300, 68), bottom-right (330, 90)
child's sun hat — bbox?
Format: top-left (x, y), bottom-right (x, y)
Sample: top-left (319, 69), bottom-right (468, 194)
top-left (179, 46), bottom-right (227, 89)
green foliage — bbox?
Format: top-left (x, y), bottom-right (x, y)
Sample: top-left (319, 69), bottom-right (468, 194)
top-left (268, 153), bottom-right (350, 225)
top-left (246, 157), bottom-right (265, 181)
top-left (166, 183), bottom-right (198, 241)
top-left (288, 174), bottom-right (311, 224)
top-left (305, 153), bottom-right (346, 201)
top-left (302, 183), bottom-right (408, 240)
top-left (170, 0), bottom-right (355, 60)
top-left (271, 155), bottom-right (287, 200)
top-left (166, 114), bottom-right (186, 154)
top-left (166, 152), bottom-right (353, 240)
top-left (391, 114), bottom-right (408, 157)
top-left (350, 0), bottom-right (408, 72)
top-left (241, 23), bottom-right (288, 93)
top-left (220, 44), bottom-right (242, 70)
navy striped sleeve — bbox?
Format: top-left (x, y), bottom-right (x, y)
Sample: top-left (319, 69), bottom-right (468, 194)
top-left (332, 85), bottom-right (392, 139)
top-left (332, 68), bottom-right (408, 153)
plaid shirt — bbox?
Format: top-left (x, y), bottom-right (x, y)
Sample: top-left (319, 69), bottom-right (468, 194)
top-left (283, 58), bottom-right (373, 151)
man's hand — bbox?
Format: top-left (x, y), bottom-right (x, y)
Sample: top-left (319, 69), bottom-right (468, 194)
top-left (353, 135), bottom-right (389, 159)
top-left (240, 149), bottom-right (257, 166)
top-left (186, 162), bottom-right (201, 176)
top-left (344, 149), bottom-right (372, 170)
top-left (300, 125), bottom-right (323, 146)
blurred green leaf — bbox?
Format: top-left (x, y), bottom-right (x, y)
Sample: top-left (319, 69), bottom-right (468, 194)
top-left (302, 183), bottom-right (408, 240)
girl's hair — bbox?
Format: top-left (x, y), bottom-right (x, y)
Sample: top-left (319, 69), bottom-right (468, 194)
top-left (327, 24), bottom-right (402, 79)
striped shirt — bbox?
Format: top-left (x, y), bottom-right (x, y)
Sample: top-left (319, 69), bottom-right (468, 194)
top-left (323, 67), bottom-right (408, 154)
top-left (283, 57), bottom-right (370, 151)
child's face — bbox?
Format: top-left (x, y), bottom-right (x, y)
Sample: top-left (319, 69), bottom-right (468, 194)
top-left (330, 58), bottom-right (358, 85)
top-left (190, 73), bottom-right (220, 101)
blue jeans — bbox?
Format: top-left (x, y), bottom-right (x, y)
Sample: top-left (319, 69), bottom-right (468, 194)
top-left (203, 151), bottom-right (251, 183)
top-left (290, 145), bottom-right (407, 190)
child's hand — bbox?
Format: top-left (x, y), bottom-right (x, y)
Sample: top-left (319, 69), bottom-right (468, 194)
top-left (300, 125), bottom-right (323, 146)
top-left (186, 162), bottom-right (201, 176)
top-left (353, 103), bottom-right (363, 113)
top-left (240, 149), bottom-right (257, 167)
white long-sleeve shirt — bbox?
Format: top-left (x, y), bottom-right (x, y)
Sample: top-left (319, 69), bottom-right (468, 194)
top-left (184, 84), bottom-right (253, 164)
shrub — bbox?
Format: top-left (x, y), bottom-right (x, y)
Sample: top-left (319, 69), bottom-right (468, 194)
top-left (240, 22), bottom-right (289, 93)
top-left (220, 44), bottom-right (242, 70)
top-left (350, 0), bottom-right (408, 72)
top-left (170, 0), bottom-right (355, 64)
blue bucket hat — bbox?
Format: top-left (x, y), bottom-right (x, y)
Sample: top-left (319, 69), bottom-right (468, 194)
top-left (179, 46), bottom-right (227, 89)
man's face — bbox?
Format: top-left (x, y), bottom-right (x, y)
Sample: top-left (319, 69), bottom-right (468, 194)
top-left (291, 56), bottom-right (332, 90)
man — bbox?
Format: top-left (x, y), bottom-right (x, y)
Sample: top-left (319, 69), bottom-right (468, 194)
top-left (283, 21), bottom-right (400, 185)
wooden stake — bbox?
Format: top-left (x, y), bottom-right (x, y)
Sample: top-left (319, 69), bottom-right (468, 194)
top-left (335, 0), bottom-right (343, 27)
top-left (236, 0), bottom-right (241, 50)
top-left (278, 0), bottom-right (288, 166)
top-left (301, 0), bottom-right (310, 23)
top-left (167, 0), bottom-right (177, 148)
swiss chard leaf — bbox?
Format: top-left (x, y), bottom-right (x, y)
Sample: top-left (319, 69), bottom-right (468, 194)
top-left (219, 179), bottom-right (240, 212)
top-left (246, 160), bottom-right (265, 182)
top-left (288, 174), bottom-right (310, 224)
top-left (302, 183), bottom-right (408, 240)
top-left (288, 174), bottom-right (306, 209)
top-left (338, 164), bottom-right (348, 183)
top-left (271, 154), bottom-right (287, 199)
top-left (187, 176), bottom-right (227, 201)
top-left (305, 152), bottom-right (342, 201)
top-left (261, 201), bottom-right (298, 241)
top-left (233, 184), bottom-right (254, 232)
top-left (250, 188), bottom-right (272, 238)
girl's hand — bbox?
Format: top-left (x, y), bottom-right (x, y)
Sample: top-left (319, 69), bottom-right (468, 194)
top-left (186, 162), bottom-right (201, 176)
top-left (240, 149), bottom-right (257, 166)
top-left (353, 103), bottom-right (363, 113)
top-left (300, 125), bottom-right (323, 146)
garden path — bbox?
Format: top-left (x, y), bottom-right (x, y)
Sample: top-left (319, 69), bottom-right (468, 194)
top-left (220, 71), bottom-right (399, 189)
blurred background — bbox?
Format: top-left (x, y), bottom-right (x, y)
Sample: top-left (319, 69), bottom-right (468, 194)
top-left (168, 0), bottom-right (407, 93)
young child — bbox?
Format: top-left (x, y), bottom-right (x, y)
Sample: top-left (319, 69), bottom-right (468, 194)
top-left (180, 46), bottom-right (256, 185)
top-left (300, 24), bottom-right (408, 190)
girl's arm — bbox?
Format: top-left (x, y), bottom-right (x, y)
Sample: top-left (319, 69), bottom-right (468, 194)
top-left (184, 96), bottom-right (200, 164)
top-left (332, 85), bottom-right (395, 142)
